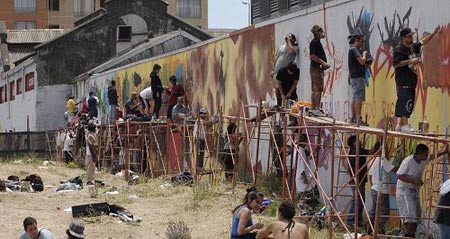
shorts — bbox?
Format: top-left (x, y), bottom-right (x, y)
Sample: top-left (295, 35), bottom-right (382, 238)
top-left (350, 78), bottom-right (366, 101)
top-left (396, 194), bottom-right (421, 223)
top-left (395, 88), bottom-right (415, 118)
top-left (310, 67), bottom-right (324, 92)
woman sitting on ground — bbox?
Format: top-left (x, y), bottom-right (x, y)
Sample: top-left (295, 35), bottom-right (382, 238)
top-left (230, 188), bottom-right (264, 239)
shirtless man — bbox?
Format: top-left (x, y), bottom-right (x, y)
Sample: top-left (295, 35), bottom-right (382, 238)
top-left (256, 202), bottom-right (309, 239)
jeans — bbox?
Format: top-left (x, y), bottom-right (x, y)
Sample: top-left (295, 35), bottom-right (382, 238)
top-left (110, 105), bottom-right (117, 123)
top-left (438, 223), bottom-right (450, 239)
top-left (153, 96), bottom-right (162, 118)
top-left (369, 189), bottom-right (390, 232)
top-left (347, 184), bottom-right (366, 226)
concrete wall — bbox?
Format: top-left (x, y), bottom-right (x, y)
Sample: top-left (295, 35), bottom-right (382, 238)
top-left (35, 84), bottom-right (72, 131)
top-left (0, 60), bottom-right (37, 132)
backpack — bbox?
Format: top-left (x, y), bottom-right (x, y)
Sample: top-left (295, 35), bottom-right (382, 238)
top-left (171, 172), bottom-right (193, 185)
top-left (23, 174), bottom-right (44, 192)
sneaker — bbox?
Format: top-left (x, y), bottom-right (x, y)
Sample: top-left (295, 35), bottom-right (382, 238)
top-left (395, 124), bottom-right (402, 131)
top-left (311, 109), bottom-right (326, 117)
top-left (400, 124), bottom-right (416, 133)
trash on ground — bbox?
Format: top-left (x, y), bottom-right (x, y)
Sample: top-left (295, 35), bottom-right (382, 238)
top-left (71, 202), bottom-right (142, 223)
top-left (105, 191), bottom-right (119, 195)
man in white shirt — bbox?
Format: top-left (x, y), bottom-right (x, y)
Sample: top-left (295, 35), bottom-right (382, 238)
top-left (368, 141), bottom-right (395, 234)
top-left (139, 86), bottom-right (153, 114)
top-left (19, 217), bottom-right (56, 239)
top-left (396, 143), bottom-right (448, 237)
top-left (63, 130), bottom-right (75, 164)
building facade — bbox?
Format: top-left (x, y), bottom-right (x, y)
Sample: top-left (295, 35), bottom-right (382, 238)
top-left (0, 0), bottom-right (207, 30)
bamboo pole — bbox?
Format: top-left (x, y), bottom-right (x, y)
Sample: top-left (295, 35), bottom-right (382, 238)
top-left (254, 101), bottom-right (263, 187)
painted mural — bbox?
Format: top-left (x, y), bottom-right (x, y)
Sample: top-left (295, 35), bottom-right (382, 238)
top-left (79, 0), bottom-right (450, 211)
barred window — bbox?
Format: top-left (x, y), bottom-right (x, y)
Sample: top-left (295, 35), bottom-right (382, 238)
top-left (177, 0), bottom-right (201, 18)
top-left (14, 0), bottom-right (36, 12)
top-left (74, 0), bottom-right (95, 17)
top-left (49, 0), bottom-right (60, 11)
top-left (14, 21), bottom-right (36, 30)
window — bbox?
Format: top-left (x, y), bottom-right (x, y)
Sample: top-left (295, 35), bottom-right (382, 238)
top-left (48, 24), bottom-right (60, 29)
top-left (17, 78), bottom-right (22, 95)
top-left (9, 81), bottom-right (15, 101)
top-left (74, 0), bottom-right (95, 17)
top-left (15, 0), bottom-right (36, 12)
top-left (4, 84), bottom-right (7, 103)
top-left (25, 72), bottom-right (35, 92)
top-left (117, 26), bottom-right (132, 42)
top-left (177, 0), bottom-right (201, 18)
top-left (14, 21), bottom-right (36, 29)
top-left (0, 86), bottom-right (4, 104)
top-left (49, 0), bottom-right (60, 11)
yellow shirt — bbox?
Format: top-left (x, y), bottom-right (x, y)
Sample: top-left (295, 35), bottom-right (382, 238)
top-left (66, 99), bottom-right (76, 113)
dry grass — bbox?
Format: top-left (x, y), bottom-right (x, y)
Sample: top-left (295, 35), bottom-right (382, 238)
top-left (0, 157), bottom-right (340, 238)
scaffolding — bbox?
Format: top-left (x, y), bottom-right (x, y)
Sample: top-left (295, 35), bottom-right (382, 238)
top-left (77, 102), bottom-right (450, 238)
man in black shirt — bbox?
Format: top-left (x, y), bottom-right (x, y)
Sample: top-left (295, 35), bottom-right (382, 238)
top-left (107, 80), bottom-right (118, 123)
top-left (435, 179), bottom-right (450, 239)
top-left (348, 34), bottom-right (370, 126)
top-left (276, 62), bottom-right (299, 107)
top-left (309, 25), bottom-right (330, 117)
top-left (393, 26), bottom-right (440, 133)
top-left (346, 135), bottom-right (369, 227)
top-left (150, 64), bottom-right (163, 118)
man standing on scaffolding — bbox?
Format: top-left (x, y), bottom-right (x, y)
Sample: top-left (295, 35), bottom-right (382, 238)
top-left (393, 26), bottom-right (440, 133)
top-left (309, 25), bottom-right (330, 117)
top-left (396, 143), bottom-right (449, 237)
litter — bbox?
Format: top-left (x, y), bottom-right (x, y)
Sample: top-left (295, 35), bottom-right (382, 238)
top-left (106, 191), bottom-right (119, 195)
top-left (56, 182), bottom-right (81, 192)
top-left (128, 194), bottom-right (138, 199)
top-left (38, 166), bottom-right (49, 170)
top-left (159, 183), bottom-right (173, 190)
top-left (70, 202), bottom-right (142, 223)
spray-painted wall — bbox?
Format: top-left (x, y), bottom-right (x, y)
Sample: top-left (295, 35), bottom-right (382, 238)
top-left (77, 0), bottom-right (450, 210)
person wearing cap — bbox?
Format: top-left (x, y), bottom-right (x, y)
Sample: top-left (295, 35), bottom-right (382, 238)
top-left (309, 25), bottom-right (330, 117)
top-left (19, 217), bottom-right (56, 239)
top-left (166, 75), bottom-right (185, 120)
top-left (66, 95), bottom-right (77, 124)
top-left (139, 86), bottom-right (153, 114)
top-left (87, 91), bottom-right (98, 119)
top-left (66, 220), bottom-right (85, 239)
top-left (348, 33), bottom-right (370, 126)
top-left (393, 26), bottom-right (440, 133)
top-left (150, 64), bottom-right (163, 118)
top-left (125, 92), bottom-right (144, 118)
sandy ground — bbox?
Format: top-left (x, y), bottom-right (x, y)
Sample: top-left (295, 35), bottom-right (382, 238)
top-left (0, 158), bottom-right (329, 239)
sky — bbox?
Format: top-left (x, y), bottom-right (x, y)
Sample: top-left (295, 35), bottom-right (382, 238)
top-left (208, 0), bottom-right (250, 29)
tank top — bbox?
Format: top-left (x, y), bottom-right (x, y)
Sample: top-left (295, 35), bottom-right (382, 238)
top-left (230, 205), bottom-right (254, 239)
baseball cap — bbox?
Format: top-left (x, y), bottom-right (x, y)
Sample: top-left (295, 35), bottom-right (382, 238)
top-left (66, 221), bottom-right (85, 238)
top-left (199, 107), bottom-right (207, 114)
top-left (400, 27), bottom-right (414, 38)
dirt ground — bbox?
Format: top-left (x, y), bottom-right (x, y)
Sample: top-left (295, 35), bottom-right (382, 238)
top-left (0, 157), bottom-right (328, 239)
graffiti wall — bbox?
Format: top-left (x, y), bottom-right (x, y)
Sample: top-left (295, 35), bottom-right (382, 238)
top-left (79, 0), bottom-right (450, 209)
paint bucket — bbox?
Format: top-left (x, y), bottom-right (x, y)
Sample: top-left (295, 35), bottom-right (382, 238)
top-left (418, 120), bottom-right (429, 133)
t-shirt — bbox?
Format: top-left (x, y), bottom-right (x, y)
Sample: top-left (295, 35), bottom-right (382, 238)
top-left (435, 180), bottom-right (450, 226)
top-left (396, 154), bottom-right (430, 195)
top-left (107, 86), bottom-right (118, 105)
top-left (273, 44), bottom-right (299, 75)
top-left (348, 47), bottom-right (366, 78)
top-left (393, 42), bottom-right (422, 87)
top-left (63, 134), bottom-right (73, 152)
top-left (369, 157), bottom-right (394, 194)
top-left (172, 104), bottom-right (188, 124)
top-left (295, 147), bottom-right (316, 192)
top-left (309, 38), bottom-right (327, 69)
top-left (349, 146), bottom-right (369, 184)
top-left (20, 228), bottom-right (56, 239)
top-left (66, 99), bottom-right (76, 113)
top-left (167, 84), bottom-right (185, 107)
top-left (276, 67), bottom-right (299, 97)
top-left (140, 87), bottom-right (153, 100)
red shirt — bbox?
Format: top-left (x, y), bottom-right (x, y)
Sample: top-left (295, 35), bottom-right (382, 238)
top-left (167, 84), bottom-right (185, 107)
